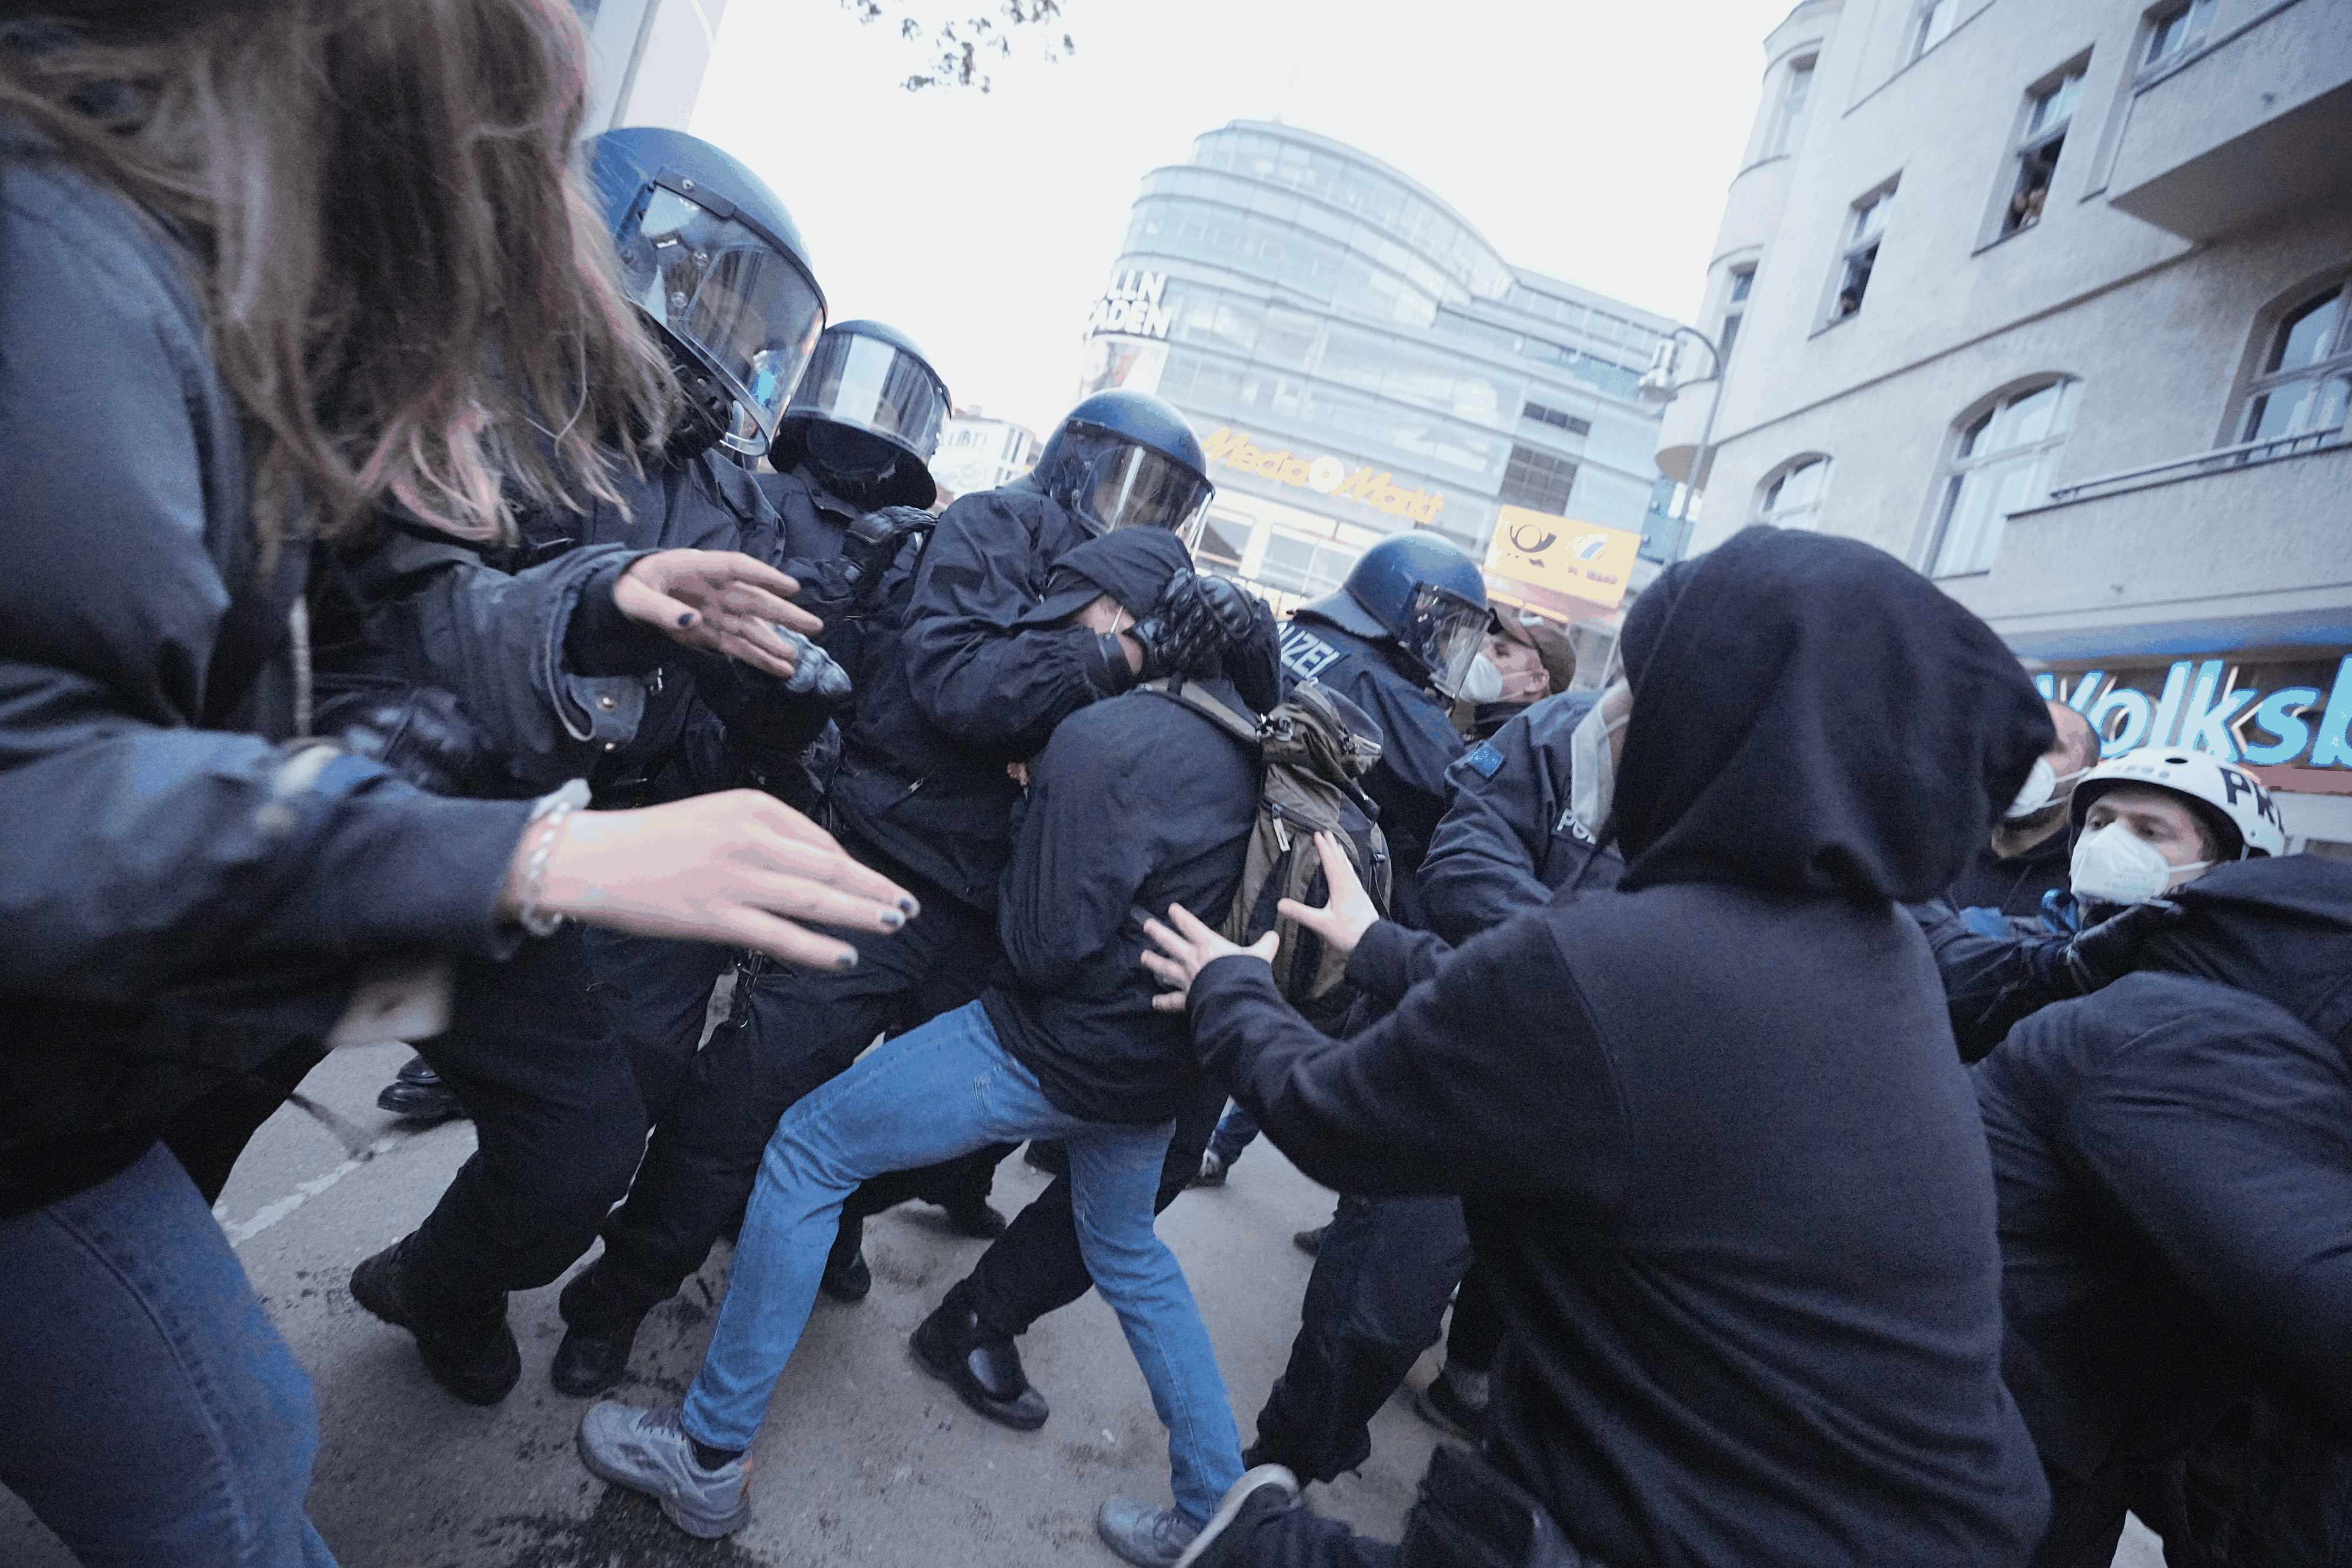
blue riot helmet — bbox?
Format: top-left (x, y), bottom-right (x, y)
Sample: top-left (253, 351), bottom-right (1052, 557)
top-left (1033, 389), bottom-right (1215, 544)
top-left (588, 128), bottom-right (827, 460)
top-left (769, 320), bottom-right (949, 510)
top-left (1307, 531), bottom-right (1495, 696)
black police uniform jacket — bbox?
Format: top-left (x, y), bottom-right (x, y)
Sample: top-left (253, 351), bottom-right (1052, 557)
top-left (1419, 688), bottom-right (1622, 946)
top-left (0, 123), bottom-right (535, 1215)
top-left (1187, 529), bottom-right (2054, 1567)
top-left (826, 480), bottom-right (1132, 911)
top-left (1974, 855), bottom-right (2352, 1499)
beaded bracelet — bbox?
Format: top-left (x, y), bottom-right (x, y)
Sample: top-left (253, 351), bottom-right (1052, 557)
top-left (516, 779), bottom-right (592, 937)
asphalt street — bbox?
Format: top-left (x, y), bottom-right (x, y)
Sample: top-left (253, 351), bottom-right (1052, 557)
top-left (1, 1038), bottom-right (2169, 1568)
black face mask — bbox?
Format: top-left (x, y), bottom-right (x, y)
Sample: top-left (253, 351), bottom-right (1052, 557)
top-left (804, 422), bottom-right (902, 509)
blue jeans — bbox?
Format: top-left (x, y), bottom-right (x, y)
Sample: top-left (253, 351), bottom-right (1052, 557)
top-left (683, 999), bottom-right (1244, 1523)
top-left (0, 1142), bottom-right (338, 1568)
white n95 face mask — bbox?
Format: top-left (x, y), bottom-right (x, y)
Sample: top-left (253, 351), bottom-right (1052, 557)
top-left (1455, 653), bottom-right (1505, 706)
top-left (2070, 823), bottom-right (2207, 906)
top-left (1568, 695), bottom-right (1627, 841)
top-left (2004, 757), bottom-right (2089, 820)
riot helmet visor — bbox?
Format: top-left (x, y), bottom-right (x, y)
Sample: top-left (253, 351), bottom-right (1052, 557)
top-left (790, 330), bottom-right (948, 460)
top-left (1056, 423), bottom-right (1214, 544)
top-left (1401, 581), bottom-right (1492, 695)
top-left (617, 186), bottom-right (826, 454)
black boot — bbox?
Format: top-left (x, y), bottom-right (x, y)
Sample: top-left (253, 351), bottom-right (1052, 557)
top-left (349, 1237), bottom-right (519, 1405)
top-left (550, 1259), bottom-right (656, 1398)
top-left (938, 1197), bottom-right (1008, 1239)
top-left (911, 1293), bottom-right (1049, 1432)
top-left (376, 1053), bottom-right (465, 1124)
top-left (820, 1215), bottom-right (873, 1303)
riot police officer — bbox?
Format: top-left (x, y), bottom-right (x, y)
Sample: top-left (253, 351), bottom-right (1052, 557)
top-left (552, 388), bottom-right (1269, 1395)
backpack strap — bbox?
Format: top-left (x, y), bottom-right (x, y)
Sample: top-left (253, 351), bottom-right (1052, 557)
top-left (1137, 676), bottom-right (1265, 750)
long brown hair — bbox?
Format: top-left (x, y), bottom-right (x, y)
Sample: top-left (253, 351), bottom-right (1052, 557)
top-left (0, 0), bottom-right (679, 547)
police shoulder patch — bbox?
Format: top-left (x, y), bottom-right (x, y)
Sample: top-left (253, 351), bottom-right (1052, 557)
top-left (1463, 741), bottom-right (1505, 778)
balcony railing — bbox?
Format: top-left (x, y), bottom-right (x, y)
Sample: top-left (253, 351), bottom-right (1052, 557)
top-left (2047, 426), bottom-right (2348, 504)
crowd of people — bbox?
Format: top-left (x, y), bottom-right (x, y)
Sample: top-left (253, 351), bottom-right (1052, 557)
top-left (4, 5), bottom-right (2348, 1568)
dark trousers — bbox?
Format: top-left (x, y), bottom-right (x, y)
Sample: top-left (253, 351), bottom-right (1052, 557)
top-left (402, 931), bottom-right (649, 1309)
top-left (574, 928), bottom-right (731, 1126)
top-left (1208, 1101), bottom-right (1262, 1166)
top-left (569, 843), bottom-right (1000, 1328)
top-left (957, 1076), bottom-right (1230, 1339)
top-left (1445, 1263), bottom-right (1504, 1375)
top-left (1252, 1193), bottom-right (1474, 1483)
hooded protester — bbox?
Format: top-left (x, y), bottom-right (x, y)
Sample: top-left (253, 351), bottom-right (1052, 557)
top-left (1145, 526), bottom-right (2054, 1568)
top-left (1973, 853), bottom-right (2352, 1568)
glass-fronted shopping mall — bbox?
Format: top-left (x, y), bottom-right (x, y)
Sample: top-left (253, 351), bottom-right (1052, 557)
top-left (1077, 120), bottom-right (1686, 618)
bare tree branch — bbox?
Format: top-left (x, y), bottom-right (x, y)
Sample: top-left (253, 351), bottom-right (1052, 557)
top-left (839, 0), bottom-right (1073, 93)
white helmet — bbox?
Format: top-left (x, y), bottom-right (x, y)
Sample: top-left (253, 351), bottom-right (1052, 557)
top-left (2069, 747), bottom-right (2287, 860)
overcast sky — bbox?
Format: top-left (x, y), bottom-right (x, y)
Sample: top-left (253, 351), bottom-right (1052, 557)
top-left (692, 0), bottom-right (1794, 437)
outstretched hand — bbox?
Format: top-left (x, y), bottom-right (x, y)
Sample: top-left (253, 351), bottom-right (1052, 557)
top-left (614, 549), bottom-right (818, 681)
top-left (501, 789), bottom-right (917, 971)
top-left (1275, 831), bottom-right (1378, 959)
top-left (1142, 904), bottom-right (1278, 1014)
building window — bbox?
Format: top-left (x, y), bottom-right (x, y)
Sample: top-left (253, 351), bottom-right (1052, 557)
top-left (1521, 401), bottom-right (1592, 437)
top-left (1756, 456), bottom-right (1831, 528)
top-left (1499, 443), bottom-right (1578, 514)
top-left (2001, 66), bottom-right (2085, 237)
top-left (1928, 380), bottom-right (2079, 577)
top-left (1831, 186), bottom-right (1895, 322)
top-left (2143, 0), bottom-right (2216, 71)
top-left (2241, 276), bottom-right (2352, 451)
top-left (1769, 56), bottom-right (1815, 158)
top-left (1720, 265), bottom-right (1756, 360)
top-left (1915, 0), bottom-right (1960, 58)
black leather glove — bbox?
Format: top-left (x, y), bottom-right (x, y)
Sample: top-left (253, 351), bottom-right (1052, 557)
top-left (2062, 897), bottom-right (2189, 992)
top-left (1131, 570), bottom-right (1255, 681)
top-left (839, 506), bottom-right (937, 605)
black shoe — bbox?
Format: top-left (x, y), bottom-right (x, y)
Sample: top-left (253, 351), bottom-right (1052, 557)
top-left (349, 1239), bottom-right (519, 1406)
top-left (1412, 1370), bottom-right (1490, 1442)
top-left (551, 1263), bottom-right (655, 1398)
top-left (939, 1198), bottom-right (1007, 1239)
top-left (910, 1299), bottom-right (1049, 1432)
top-left (820, 1217), bottom-right (872, 1303)
top-left (376, 1054), bottom-right (465, 1124)
top-left (1292, 1223), bottom-right (1326, 1256)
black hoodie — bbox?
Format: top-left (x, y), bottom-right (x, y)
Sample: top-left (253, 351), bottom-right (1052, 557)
top-left (1188, 527), bottom-right (2054, 1567)
top-left (1973, 855), bottom-right (2352, 1493)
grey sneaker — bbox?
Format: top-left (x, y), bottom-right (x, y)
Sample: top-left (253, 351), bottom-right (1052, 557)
top-left (575, 1402), bottom-right (751, 1539)
top-left (1097, 1495), bottom-right (1200, 1566)
top-left (1174, 1465), bottom-right (1302, 1567)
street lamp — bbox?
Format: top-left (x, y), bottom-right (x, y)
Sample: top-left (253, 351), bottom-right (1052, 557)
top-left (1636, 326), bottom-right (1727, 562)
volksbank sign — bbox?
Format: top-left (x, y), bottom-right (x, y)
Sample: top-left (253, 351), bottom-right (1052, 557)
top-left (1198, 426), bottom-right (1447, 526)
top-left (2040, 654), bottom-right (2352, 771)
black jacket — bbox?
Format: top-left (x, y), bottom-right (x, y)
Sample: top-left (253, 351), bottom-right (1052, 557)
top-left (827, 482), bottom-right (1127, 910)
top-left (1277, 612), bottom-right (1464, 927)
top-left (1974, 855), bottom-right (2352, 1487)
top-left (1420, 690), bottom-right (1620, 945)
top-left (984, 678), bottom-right (1257, 1125)
top-left (0, 127), bottom-right (530, 1213)
top-left (1949, 826), bottom-right (2073, 918)
top-left (1190, 528), bottom-right (2053, 1567)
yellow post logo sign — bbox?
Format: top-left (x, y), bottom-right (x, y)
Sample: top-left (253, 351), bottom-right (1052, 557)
top-left (1200, 427), bottom-right (1446, 526)
top-left (1483, 505), bottom-right (1639, 610)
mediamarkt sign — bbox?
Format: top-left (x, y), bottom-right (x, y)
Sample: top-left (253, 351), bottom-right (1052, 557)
top-left (1199, 426), bottom-right (1446, 526)
top-left (1087, 270), bottom-right (1171, 340)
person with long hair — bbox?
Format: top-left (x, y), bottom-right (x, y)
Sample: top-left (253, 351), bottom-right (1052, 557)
top-left (0, 2), bottom-right (913, 1562)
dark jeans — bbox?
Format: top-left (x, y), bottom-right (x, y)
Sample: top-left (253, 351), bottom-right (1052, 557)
top-left (958, 1075), bottom-right (1230, 1340)
top-left (569, 841), bottom-right (1000, 1327)
top-left (1252, 1193), bottom-right (1474, 1483)
top-left (0, 1144), bottom-right (338, 1568)
top-left (1208, 1101), bottom-right (1262, 1166)
top-left (401, 931), bottom-right (649, 1309)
